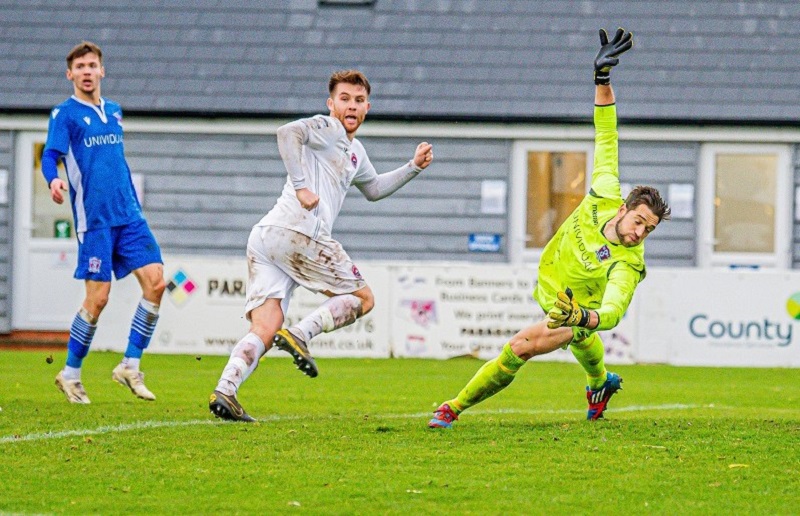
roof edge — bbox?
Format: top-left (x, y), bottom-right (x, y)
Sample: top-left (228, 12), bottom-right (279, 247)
top-left (2, 107), bottom-right (799, 128)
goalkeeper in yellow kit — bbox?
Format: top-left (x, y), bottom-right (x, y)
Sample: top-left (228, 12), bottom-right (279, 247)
top-left (429, 27), bottom-right (671, 427)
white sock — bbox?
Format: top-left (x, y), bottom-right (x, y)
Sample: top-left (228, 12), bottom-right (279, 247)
top-left (216, 333), bottom-right (266, 395)
top-left (121, 357), bottom-right (141, 370)
top-left (291, 294), bottom-right (362, 344)
top-left (63, 366), bottom-right (81, 381)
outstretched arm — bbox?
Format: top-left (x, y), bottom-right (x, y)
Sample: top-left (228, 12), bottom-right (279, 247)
top-left (594, 27), bottom-right (631, 106)
top-left (592, 27), bottom-right (632, 188)
top-left (355, 142), bottom-right (433, 201)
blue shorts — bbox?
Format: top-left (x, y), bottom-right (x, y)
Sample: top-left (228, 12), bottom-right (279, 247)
top-left (75, 218), bottom-right (163, 282)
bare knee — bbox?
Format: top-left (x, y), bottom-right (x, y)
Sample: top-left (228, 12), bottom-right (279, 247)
top-left (83, 282), bottom-right (111, 317)
top-left (150, 275), bottom-right (166, 301)
top-left (249, 299), bottom-right (285, 347)
top-left (138, 264), bottom-right (165, 303)
top-left (250, 323), bottom-right (276, 348)
top-left (509, 333), bottom-right (536, 361)
top-left (509, 321), bottom-right (572, 360)
top-left (84, 296), bottom-right (109, 317)
top-left (83, 296), bottom-right (108, 319)
top-left (353, 286), bottom-right (374, 315)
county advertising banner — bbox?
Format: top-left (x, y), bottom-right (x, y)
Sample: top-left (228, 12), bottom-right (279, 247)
top-left (92, 256), bottom-right (390, 358)
top-left (637, 269), bottom-right (800, 367)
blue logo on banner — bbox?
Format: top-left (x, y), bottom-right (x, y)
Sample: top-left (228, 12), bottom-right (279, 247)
top-left (468, 233), bottom-right (501, 252)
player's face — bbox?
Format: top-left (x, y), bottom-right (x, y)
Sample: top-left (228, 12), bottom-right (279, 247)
top-left (66, 53), bottom-right (104, 100)
top-left (327, 82), bottom-right (370, 138)
top-left (615, 204), bottom-right (660, 247)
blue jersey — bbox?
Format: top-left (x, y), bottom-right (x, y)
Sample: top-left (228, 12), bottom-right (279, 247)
top-left (44, 96), bottom-right (142, 232)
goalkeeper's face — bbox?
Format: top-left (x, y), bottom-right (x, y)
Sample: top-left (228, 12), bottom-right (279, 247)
top-left (327, 82), bottom-right (371, 138)
top-left (615, 204), bottom-right (660, 247)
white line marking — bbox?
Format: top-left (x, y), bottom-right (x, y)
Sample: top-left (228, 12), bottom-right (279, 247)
top-left (1, 419), bottom-right (215, 444)
top-left (0, 403), bottom-right (712, 444)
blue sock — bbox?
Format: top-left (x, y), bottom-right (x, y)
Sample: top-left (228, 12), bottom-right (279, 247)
top-left (66, 310), bottom-right (97, 368)
top-left (125, 299), bottom-right (160, 359)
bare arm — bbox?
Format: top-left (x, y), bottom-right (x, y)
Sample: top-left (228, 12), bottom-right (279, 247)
top-left (595, 84), bottom-right (615, 106)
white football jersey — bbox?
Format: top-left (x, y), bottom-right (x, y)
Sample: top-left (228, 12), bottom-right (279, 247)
top-left (258, 115), bottom-right (377, 239)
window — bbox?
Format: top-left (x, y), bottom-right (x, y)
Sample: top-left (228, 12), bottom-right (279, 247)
top-left (511, 142), bottom-right (593, 263)
top-left (714, 153), bottom-right (776, 253)
top-left (699, 144), bottom-right (792, 269)
top-left (526, 151), bottom-right (587, 248)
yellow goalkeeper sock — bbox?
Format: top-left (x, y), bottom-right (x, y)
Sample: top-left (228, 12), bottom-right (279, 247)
top-left (450, 343), bottom-right (526, 414)
top-left (570, 332), bottom-right (607, 390)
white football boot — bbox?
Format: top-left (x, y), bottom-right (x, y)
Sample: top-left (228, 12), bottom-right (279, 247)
top-left (55, 371), bottom-right (91, 404)
top-left (112, 364), bottom-right (156, 401)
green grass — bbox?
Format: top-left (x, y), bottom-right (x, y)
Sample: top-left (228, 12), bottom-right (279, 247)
top-left (1, 350), bottom-right (798, 515)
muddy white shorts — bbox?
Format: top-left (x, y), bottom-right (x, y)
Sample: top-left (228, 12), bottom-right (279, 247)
top-left (244, 225), bottom-right (367, 319)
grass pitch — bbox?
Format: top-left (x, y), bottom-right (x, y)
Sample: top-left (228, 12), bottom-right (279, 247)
top-left (1, 350), bottom-right (798, 514)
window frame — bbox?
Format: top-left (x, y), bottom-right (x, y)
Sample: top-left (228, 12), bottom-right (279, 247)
top-left (509, 140), bottom-right (594, 264)
top-left (698, 143), bottom-right (793, 270)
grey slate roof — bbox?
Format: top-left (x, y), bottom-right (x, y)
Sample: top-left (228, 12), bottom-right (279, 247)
top-left (2, 0), bottom-right (800, 123)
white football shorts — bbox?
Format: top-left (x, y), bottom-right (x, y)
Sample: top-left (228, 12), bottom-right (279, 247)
top-left (244, 225), bottom-right (367, 319)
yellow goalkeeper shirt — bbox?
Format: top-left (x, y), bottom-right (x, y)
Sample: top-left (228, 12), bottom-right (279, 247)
top-left (533, 104), bottom-right (645, 331)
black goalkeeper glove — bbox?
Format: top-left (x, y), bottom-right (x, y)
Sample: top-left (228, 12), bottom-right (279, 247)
top-left (594, 27), bottom-right (634, 85)
top-left (547, 288), bottom-right (591, 329)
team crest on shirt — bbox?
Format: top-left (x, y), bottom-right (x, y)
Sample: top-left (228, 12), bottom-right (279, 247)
top-left (83, 116), bottom-right (91, 126)
top-left (595, 244), bottom-right (611, 262)
top-left (88, 257), bottom-right (102, 273)
top-left (350, 153), bottom-right (358, 168)
top-left (352, 264), bottom-right (363, 280)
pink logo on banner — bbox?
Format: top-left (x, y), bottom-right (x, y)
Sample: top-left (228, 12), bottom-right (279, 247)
top-left (402, 299), bottom-right (437, 328)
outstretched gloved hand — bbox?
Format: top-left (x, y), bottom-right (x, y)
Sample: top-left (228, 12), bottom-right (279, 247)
top-left (594, 27), bottom-right (634, 85)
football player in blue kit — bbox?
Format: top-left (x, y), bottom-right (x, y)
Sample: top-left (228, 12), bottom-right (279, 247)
top-left (42, 41), bottom-right (166, 404)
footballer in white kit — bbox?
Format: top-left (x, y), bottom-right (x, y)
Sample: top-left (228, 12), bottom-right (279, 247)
top-left (210, 70), bottom-right (434, 422)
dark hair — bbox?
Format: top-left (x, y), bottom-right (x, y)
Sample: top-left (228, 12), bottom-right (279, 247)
top-left (625, 185), bottom-right (671, 221)
top-left (66, 41), bottom-right (103, 68)
top-left (328, 69), bottom-right (371, 96)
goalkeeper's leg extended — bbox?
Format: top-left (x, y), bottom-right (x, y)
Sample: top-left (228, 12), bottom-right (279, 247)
top-left (428, 321), bottom-right (574, 428)
top-left (570, 331), bottom-right (623, 420)
top-left (429, 342), bottom-right (525, 428)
